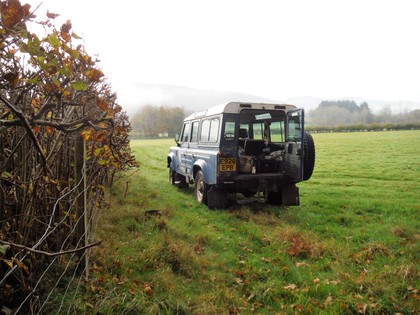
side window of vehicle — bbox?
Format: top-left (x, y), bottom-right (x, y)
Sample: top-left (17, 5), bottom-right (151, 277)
top-left (200, 119), bottom-right (210, 142)
top-left (270, 121), bottom-right (285, 142)
top-left (200, 118), bottom-right (220, 143)
top-left (181, 122), bottom-right (191, 143)
top-left (191, 121), bottom-right (199, 143)
top-left (209, 118), bottom-right (220, 142)
top-left (224, 120), bottom-right (236, 141)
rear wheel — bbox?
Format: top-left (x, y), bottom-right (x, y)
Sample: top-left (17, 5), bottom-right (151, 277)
top-left (194, 170), bottom-right (207, 204)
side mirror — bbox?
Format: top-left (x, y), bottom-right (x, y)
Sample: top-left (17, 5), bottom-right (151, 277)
top-left (174, 133), bottom-right (180, 145)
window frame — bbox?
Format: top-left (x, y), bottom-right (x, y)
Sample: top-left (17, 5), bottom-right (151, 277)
top-left (199, 117), bottom-right (221, 143)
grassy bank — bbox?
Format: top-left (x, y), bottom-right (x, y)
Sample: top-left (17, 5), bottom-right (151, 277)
top-left (69, 131), bottom-right (419, 314)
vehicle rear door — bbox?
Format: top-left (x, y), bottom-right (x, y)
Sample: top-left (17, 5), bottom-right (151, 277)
top-left (284, 109), bottom-right (304, 181)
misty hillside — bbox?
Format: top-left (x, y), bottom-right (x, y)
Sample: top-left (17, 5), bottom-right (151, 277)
top-left (124, 83), bottom-right (420, 117)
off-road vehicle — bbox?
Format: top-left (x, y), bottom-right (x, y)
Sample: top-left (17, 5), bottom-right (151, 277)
top-left (167, 102), bottom-right (315, 208)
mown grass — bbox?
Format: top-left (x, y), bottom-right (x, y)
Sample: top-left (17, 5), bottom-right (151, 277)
top-left (69, 131), bottom-right (419, 314)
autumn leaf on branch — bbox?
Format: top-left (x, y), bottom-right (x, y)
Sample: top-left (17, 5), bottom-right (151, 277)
top-left (46, 10), bottom-right (59, 19)
top-left (96, 96), bottom-right (109, 111)
top-left (60, 20), bottom-right (72, 42)
top-left (3, 71), bottom-right (19, 88)
top-left (0, 0), bottom-right (31, 29)
top-left (85, 68), bottom-right (104, 82)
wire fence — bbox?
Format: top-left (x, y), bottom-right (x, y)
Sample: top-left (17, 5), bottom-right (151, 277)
top-left (1, 3), bottom-right (137, 312)
top-left (0, 132), bottom-right (108, 314)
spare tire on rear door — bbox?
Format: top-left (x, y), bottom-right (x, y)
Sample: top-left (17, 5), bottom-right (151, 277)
top-left (303, 132), bottom-right (315, 181)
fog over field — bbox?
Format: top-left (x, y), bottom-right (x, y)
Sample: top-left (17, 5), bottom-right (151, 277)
top-left (124, 83), bottom-right (420, 117)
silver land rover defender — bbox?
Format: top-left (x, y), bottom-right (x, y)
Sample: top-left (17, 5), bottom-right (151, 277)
top-left (167, 102), bottom-right (315, 209)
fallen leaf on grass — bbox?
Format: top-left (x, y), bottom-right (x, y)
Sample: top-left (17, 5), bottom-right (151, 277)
top-left (262, 235), bottom-right (271, 245)
top-left (142, 283), bottom-right (152, 295)
top-left (356, 303), bottom-right (367, 314)
top-left (85, 302), bottom-right (94, 309)
top-left (324, 294), bottom-right (333, 307)
top-left (295, 261), bottom-right (307, 267)
top-left (261, 257), bottom-right (271, 263)
top-left (234, 278), bottom-right (244, 285)
top-left (283, 284), bottom-right (297, 290)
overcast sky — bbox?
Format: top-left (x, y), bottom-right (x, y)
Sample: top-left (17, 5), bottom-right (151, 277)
top-left (26, 0), bottom-right (420, 110)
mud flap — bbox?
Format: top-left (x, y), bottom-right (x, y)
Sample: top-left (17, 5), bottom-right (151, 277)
top-left (207, 186), bottom-right (229, 209)
top-left (282, 185), bottom-right (300, 206)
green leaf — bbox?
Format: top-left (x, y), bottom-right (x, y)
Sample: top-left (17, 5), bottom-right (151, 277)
top-left (70, 49), bottom-right (80, 59)
top-left (0, 172), bottom-right (13, 180)
top-left (0, 244), bottom-right (9, 256)
top-left (27, 77), bottom-right (41, 85)
top-left (47, 33), bottom-right (61, 48)
top-left (72, 32), bottom-right (82, 40)
top-left (71, 81), bottom-right (88, 91)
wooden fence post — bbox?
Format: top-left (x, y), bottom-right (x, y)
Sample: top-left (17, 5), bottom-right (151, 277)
top-left (83, 139), bottom-right (89, 279)
top-left (75, 134), bottom-right (88, 276)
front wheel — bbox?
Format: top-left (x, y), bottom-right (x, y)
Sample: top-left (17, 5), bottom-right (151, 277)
top-left (169, 165), bottom-right (176, 185)
top-left (169, 162), bottom-right (187, 188)
top-left (194, 170), bottom-right (207, 204)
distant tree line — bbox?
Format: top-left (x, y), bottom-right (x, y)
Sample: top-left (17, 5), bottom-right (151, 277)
top-left (130, 101), bottom-right (420, 138)
top-left (308, 100), bottom-right (420, 127)
top-left (131, 105), bottom-right (185, 138)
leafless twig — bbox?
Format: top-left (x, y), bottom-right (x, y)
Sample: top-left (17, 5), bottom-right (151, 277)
top-left (0, 240), bottom-right (102, 257)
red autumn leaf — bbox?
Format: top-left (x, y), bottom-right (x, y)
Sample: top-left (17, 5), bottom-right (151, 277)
top-left (61, 20), bottom-right (72, 33)
top-left (114, 104), bottom-right (122, 113)
top-left (1, 0), bottom-right (29, 28)
top-left (96, 97), bottom-right (109, 111)
top-left (44, 83), bottom-right (58, 93)
top-left (85, 68), bottom-right (104, 82)
top-left (3, 72), bottom-right (19, 88)
top-left (61, 31), bottom-right (71, 42)
top-left (46, 65), bottom-right (57, 75)
top-left (46, 11), bottom-right (60, 19)
top-left (117, 126), bottom-right (127, 133)
top-left (22, 3), bottom-right (30, 16)
top-left (94, 131), bottom-right (107, 142)
top-left (60, 20), bottom-right (72, 41)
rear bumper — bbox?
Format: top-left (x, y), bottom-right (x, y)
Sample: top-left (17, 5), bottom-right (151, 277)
top-left (217, 172), bottom-right (297, 190)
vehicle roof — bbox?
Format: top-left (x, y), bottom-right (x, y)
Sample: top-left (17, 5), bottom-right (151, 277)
top-left (184, 102), bottom-right (298, 121)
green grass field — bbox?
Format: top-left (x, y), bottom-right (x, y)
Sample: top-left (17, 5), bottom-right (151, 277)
top-left (72, 131), bottom-right (419, 314)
